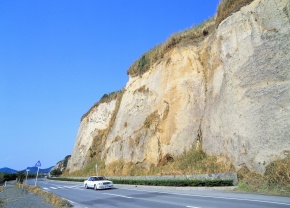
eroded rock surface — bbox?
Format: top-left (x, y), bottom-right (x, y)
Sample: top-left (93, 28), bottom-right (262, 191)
top-left (67, 0), bottom-right (290, 174)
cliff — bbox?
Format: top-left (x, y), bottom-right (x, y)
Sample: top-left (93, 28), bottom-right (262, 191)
top-left (50, 155), bottom-right (71, 173)
top-left (67, 0), bottom-right (290, 175)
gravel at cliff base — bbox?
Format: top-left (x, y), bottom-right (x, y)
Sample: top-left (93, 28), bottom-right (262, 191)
top-left (0, 187), bottom-right (56, 208)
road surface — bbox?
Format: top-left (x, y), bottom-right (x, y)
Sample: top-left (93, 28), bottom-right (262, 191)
top-left (27, 178), bottom-right (290, 208)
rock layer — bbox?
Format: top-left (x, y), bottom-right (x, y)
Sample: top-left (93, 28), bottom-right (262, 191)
top-left (67, 0), bottom-right (290, 174)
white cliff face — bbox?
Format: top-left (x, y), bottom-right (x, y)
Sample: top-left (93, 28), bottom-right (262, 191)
top-left (69, 0), bottom-right (290, 174)
top-left (67, 100), bottom-right (117, 172)
top-left (104, 46), bottom-right (206, 166)
top-left (202, 0), bottom-right (290, 173)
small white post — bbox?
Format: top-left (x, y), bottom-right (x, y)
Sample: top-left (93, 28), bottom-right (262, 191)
top-left (4, 181), bottom-right (7, 187)
top-left (35, 167), bottom-right (40, 186)
top-left (95, 164), bottom-right (98, 176)
top-left (26, 169), bottom-right (30, 184)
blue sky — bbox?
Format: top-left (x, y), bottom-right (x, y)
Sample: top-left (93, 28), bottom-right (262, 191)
top-left (0, 0), bottom-right (219, 170)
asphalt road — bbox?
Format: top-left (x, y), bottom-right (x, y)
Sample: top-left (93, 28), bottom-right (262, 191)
top-left (27, 178), bottom-right (290, 208)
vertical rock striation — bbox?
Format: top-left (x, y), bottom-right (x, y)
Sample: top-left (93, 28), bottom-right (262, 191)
top-left (68, 0), bottom-right (290, 174)
top-left (202, 0), bottom-right (290, 173)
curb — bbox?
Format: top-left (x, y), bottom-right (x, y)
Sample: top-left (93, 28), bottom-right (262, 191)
top-left (115, 184), bottom-right (239, 191)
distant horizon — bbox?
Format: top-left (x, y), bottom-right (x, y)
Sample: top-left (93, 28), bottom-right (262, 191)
top-left (0, 166), bottom-right (54, 174)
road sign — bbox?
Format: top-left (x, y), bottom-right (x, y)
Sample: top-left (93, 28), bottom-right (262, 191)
top-left (35, 161), bottom-right (41, 186)
top-left (35, 161), bottom-right (41, 167)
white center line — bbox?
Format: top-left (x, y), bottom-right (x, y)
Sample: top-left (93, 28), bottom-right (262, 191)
top-left (102, 193), bottom-right (132, 199)
top-left (186, 206), bottom-right (200, 208)
top-left (119, 188), bottom-right (290, 206)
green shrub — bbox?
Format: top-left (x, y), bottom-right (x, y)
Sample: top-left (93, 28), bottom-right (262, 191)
top-left (0, 173), bottom-right (17, 182)
top-left (50, 169), bottom-right (62, 177)
top-left (108, 179), bottom-right (233, 187)
top-left (48, 177), bottom-right (233, 187)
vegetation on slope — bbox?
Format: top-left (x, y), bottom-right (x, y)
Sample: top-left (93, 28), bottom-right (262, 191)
top-left (23, 184), bottom-right (72, 207)
top-left (127, 18), bottom-right (215, 77)
top-left (65, 146), bottom-right (234, 177)
top-left (81, 90), bottom-right (123, 121)
top-left (127, 0), bottom-right (255, 78)
top-left (216, 0), bottom-right (255, 26)
top-left (65, 0), bottom-right (290, 197)
top-left (63, 90), bottom-right (124, 177)
top-left (237, 157), bottom-right (290, 196)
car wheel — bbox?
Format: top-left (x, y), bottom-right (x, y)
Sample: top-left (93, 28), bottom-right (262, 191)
top-left (85, 184), bottom-right (88, 189)
top-left (94, 185), bottom-right (97, 190)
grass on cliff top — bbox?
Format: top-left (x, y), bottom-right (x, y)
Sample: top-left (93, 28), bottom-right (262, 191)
top-left (127, 18), bottom-right (215, 77)
top-left (236, 157), bottom-right (290, 196)
top-left (216, 0), bottom-right (255, 27)
top-left (127, 0), bottom-right (255, 78)
top-left (81, 90), bottom-right (123, 121)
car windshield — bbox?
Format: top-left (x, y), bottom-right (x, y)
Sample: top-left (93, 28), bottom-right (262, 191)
top-left (94, 177), bottom-right (105, 181)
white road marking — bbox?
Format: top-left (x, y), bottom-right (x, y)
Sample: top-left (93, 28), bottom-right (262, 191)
top-left (44, 185), bottom-right (84, 190)
top-left (186, 206), bottom-right (200, 208)
top-left (119, 188), bottom-right (290, 206)
top-left (102, 193), bottom-right (133, 199)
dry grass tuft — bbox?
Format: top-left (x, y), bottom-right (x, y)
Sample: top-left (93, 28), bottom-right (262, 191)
top-left (143, 110), bottom-right (160, 130)
top-left (135, 85), bottom-right (150, 94)
top-left (64, 89), bottom-right (124, 177)
top-left (216, 0), bottom-right (255, 27)
top-left (81, 90), bottom-right (123, 121)
top-left (63, 159), bottom-right (106, 177)
top-left (105, 161), bottom-right (155, 176)
top-left (159, 148), bottom-right (234, 175)
top-left (23, 185), bottom-right (71, 207)
top-left (65, 143), bottom-right (234, 177)
top-left (82, 147), bottom-right (234, 177)
top-left (127, 0), bottom-right (256, 78)
top-left (65, 91), bottom-right (124, 177)
top-left (264, 157), bottom-right (290, 189)
top-left (236, 157), bottom-right (290, 196)
top-left (127, 18), bottom-right (215, 77)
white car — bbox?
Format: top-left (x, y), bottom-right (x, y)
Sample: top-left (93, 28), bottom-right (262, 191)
top-left (84, 176), bottom-right (114, 190)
